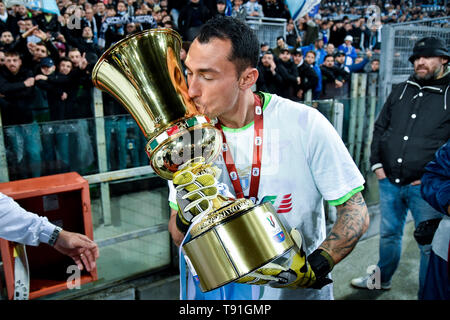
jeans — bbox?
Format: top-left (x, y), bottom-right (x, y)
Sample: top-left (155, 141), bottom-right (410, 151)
top-left (377, 178), bottom-right (442, 298)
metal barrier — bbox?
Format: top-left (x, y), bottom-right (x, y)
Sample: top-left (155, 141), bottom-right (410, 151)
top-left (302, 73), bottom-right (381, 206)
top-left (379, 17), bottom-right (450, 105)
top-left (245, 16), bottom-right (287, 48)
top-left (0, 88), bottom-right (171, 299)
top-left (347, 73), bottom-right (379, 175)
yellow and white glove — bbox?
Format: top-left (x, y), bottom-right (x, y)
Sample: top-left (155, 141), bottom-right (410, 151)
top-left (236, 229), bottom-right (334, 289)
top-left (173, 162), bottom-right (223, 233)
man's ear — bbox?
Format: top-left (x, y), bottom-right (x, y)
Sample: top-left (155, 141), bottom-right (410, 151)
top-left (239, 67), bottom-right (259, 90)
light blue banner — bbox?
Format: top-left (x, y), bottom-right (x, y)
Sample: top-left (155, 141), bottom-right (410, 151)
top-left (29, 0), bottom-right (60, 15)
top-left (286, 0), bottom-right (321, 21)
top-left (5, 0), bottom-right (61, 15)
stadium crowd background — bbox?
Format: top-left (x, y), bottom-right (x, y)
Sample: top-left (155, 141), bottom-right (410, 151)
top-left (0, 0), bottom-right (448, 179)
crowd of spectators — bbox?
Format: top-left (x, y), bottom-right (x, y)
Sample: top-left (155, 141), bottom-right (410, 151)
top-left (0, 0), bottom-right (448, 179)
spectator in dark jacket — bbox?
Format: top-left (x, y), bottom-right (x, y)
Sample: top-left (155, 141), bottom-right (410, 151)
top-left (271, 35), bottom-right (288, 58)
top-left (292, 48), bottom-right (318, 101)
top-left (0, 1), bottom-right (19, 37)
top-left (36, 57), bottom-right (77, 173)
top-left (285, 19), bottom-right (301, 50)
top-left (178, 0), bottom-right (211, 41)
top-left (0, 51), bottom-right (35, 125)
top-left (262, 0), bottom-right (290, 19)
top-left (256, 50), bottom-right (285, 96)
top-left (328, 20), bottom-right (346, 48)
top-left (277, 48), bottom-right (300, 100)
top-left (97, 5), bottom-right (124, 50)
top-left (420, 141), bottom-right (450, 300)
top-left (320, 54), bottom-right (350, 99)
top-left (67, 47), bottom-right (94, 119)
top-left (35, 57), bottom-right (72, 121)
top-left (0, 30), bottom-right (14, 51)
top-left (0, 51), bottom-right (42, 179)
top-left (65, 48), bottom-right (95, 174)
top-left (304, 50), bottom-right (322, 99)
top-left (34, 12), bottom-right (61, 35)
top-left (67, 26), bottom-right (102, 60)
top-left (10, 26), bottom-right (59, 73)
top-left (351, 37), bottom-right (450, 299)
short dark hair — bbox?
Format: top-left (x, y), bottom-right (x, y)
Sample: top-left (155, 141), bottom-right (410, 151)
top-left (4, 51), bottom-right (21, 58)
top-left (196, 16), bottom-right (260, 77)
top-left (182, 41), bottom-right (192, 52)
top-left (306, 50), bottom-right (316, 58)
top-left (59, 57), bottom-right (72, 65)
top-left (69, 47), bottom-right (80, 53)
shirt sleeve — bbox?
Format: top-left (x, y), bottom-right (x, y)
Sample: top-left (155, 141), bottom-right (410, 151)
top-left (168, 181), bottom-right (178, 211)
top-left (0, 192), bottom-right (57, 246)
top-left (305, 109), bottom-right (365, 202)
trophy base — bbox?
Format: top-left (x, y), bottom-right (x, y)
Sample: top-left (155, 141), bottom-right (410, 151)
top-left (182, 202), bottom-right (295, 292)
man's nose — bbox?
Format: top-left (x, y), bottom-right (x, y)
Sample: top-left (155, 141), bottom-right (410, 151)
top-left (187, 77), bottom-right (200, 99)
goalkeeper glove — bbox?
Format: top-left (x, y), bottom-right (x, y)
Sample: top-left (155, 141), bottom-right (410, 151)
top-left (173, 162), bottom-right (221, 233)
top-left (236, 228), bottom-right (334, 289)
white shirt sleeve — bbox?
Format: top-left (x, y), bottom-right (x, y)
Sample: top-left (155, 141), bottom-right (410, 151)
top-left (168, 181), bottom-right (178, 211)
top-left (0, 192), bottom-right (57, 246)
top-left (305, 109), bottom-right (365, 201)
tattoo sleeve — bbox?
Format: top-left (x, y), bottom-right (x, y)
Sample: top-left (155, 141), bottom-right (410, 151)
top-left (319, 192), bottom-right (370, 265)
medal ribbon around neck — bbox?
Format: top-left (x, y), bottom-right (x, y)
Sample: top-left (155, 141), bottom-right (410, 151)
top-left (215, 93), bottom-right (263, 204)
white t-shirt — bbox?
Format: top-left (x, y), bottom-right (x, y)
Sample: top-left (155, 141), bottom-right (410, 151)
top-left (169, 93), bottom-right (365, 299)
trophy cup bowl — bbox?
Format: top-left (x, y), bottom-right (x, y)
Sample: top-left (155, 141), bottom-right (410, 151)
top-left (92, 28), bottom-right (221, 179)
top-left (92, 28), bottom-right (296, 292)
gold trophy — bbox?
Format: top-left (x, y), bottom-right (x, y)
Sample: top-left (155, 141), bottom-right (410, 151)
top-left (92, 29), bottom-right (297, 292)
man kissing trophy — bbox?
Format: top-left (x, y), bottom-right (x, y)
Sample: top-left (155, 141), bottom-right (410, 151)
top-left (92, 28), bottom-right (328, 294)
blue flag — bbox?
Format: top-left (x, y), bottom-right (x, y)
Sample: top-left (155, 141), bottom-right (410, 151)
top-left (286, 0), bottom-right (321, 21)
top-left (26, 0), bottom-right (60, 15)
top-left (308, 3), bottom-right (320, 17)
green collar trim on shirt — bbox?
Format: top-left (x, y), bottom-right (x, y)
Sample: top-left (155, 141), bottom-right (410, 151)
top-left (221, 92), bottom-right (272, 133)
top-left (327, 185), bottom-right (365, 206)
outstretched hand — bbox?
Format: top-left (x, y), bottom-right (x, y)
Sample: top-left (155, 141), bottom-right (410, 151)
top-left (53, 230), bottom-right (99, 272)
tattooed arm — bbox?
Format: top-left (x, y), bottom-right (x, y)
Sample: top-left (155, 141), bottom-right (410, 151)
top-left (319, 192), bottom-right (370, 265)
